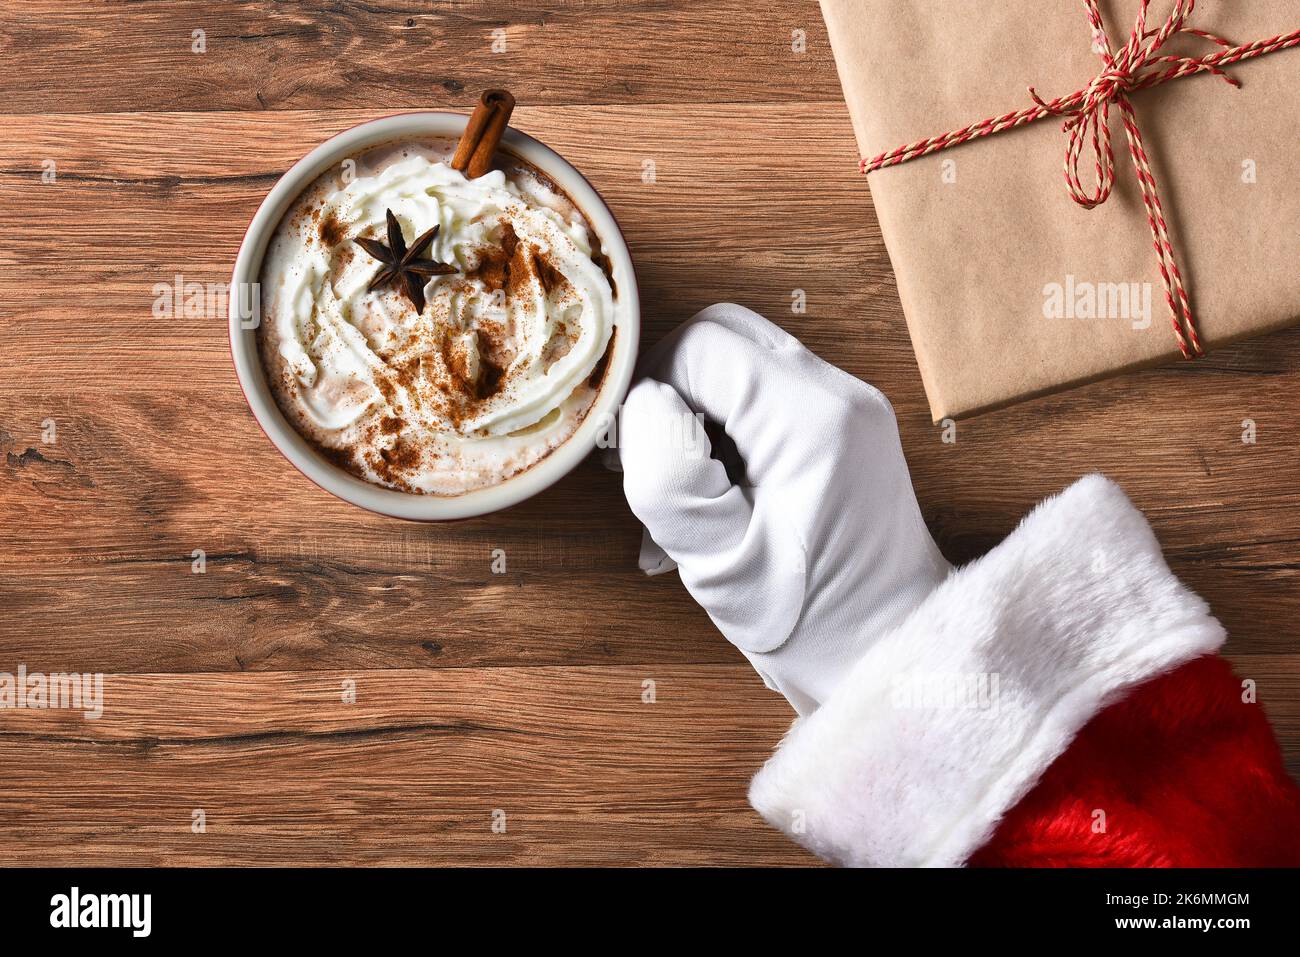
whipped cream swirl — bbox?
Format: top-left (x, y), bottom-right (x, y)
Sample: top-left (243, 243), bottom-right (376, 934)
top-left (259, 150), bottom-right (617, 495)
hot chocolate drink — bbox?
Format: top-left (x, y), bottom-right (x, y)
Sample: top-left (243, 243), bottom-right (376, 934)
top-left (257, 136), bottom-right (619, 495)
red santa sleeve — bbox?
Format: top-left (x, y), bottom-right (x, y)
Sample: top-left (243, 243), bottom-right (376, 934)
top-left (969, 654), bottom-right (1300, 867)
top-left (747, 474), bottom-right (1300, 867)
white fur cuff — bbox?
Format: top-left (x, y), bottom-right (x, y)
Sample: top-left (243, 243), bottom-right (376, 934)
top-left (748, 475), bottom-right (1225, 867)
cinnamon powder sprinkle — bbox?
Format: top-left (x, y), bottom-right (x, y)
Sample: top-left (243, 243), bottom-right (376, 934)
top-left (318, 210), bottom-right (345, 247)
top-left (369, 439), bottom-right (421, 490)
top-left (468, 222), bottom-right (521, 294)
top-left (534, 248), bottom-right (569, 296)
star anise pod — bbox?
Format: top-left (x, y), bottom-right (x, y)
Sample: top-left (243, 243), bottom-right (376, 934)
top-left (354, 209), bottom-right (457, 314)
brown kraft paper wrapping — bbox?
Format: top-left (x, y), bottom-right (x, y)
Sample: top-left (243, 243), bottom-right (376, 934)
top-left (819, 0), bottom-right (1300, 420)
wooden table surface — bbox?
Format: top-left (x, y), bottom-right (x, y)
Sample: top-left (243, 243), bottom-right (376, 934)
top-left (1, 1), bottom-right (1296, 867)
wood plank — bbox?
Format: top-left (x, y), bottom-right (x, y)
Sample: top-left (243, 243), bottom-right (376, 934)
top-left (0, 552), bottom-right (738, 675)
top-left (0, 665), bottom-right (816, 865)
top-left (0, 1), bottom-right (841, 114)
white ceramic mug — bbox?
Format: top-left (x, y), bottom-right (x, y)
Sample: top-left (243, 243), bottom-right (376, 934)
top-left (229, 112), bottom-right (640, 520)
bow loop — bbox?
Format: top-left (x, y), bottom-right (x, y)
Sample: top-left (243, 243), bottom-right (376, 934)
top-left (1035, 0), bottom-right (1250, 356)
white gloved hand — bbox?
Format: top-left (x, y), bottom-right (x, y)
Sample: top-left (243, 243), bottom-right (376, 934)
top-left (620, 304), bottom-right (951, 715)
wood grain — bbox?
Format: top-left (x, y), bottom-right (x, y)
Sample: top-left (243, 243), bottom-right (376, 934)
top-left (0, 0), bottom-right (1297, 866)
top-left (0, 666), bottom-right (813, 865)
top-left (0, 1), bottom-right (840, 113)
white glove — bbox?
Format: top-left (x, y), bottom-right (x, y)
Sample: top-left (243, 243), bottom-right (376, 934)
top-left (619, 304), bottom-right (951, 715)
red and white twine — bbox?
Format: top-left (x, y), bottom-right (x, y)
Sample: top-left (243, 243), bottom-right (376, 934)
top-left (861, 0), bottom-right (1300, 359)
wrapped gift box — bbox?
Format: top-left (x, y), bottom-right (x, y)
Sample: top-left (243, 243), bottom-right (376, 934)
top-left (820, 0), bottom-right (1300, 419)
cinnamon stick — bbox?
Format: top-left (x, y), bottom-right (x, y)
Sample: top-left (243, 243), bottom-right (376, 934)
top-left (451, 89), bottom-right (516, 179)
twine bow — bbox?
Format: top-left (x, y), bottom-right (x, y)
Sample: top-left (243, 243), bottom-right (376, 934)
top-left (862, 0), bottom-right (1300, 359)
